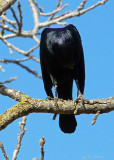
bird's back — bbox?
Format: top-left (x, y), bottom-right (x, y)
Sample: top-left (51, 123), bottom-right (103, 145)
top-left (40, 24), bottom-right (81, 85)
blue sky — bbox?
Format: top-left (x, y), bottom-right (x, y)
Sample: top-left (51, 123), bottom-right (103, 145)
top-left (0, 0), bottom-right (114, 160)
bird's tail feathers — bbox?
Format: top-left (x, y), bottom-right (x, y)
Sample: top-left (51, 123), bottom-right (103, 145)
top-left (59, 114), bottom-right (77, 133)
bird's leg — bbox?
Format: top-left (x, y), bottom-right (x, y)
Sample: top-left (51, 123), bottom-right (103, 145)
top-left (74, 90), bottom-right (89, 114)
top-left (53, 84), bottom-right (58, 120)
top-left (75, 90), bottom-right (89, 104)
top-left (54, 84), bottom-right (58, 106)
top-left (45, 96), bottom-right (54, 100)
top-left (74, 80), bottom-right (89, 105)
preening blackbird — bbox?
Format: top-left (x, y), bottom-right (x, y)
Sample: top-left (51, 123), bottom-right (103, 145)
top-left (40, 24), bottom-right (85, 133)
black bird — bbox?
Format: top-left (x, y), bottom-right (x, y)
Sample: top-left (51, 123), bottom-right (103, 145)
top-left (40, 24), bottom-right (85, 133)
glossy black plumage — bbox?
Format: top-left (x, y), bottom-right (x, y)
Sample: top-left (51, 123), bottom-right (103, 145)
top-left (40, 24), bottom-right (85, 133)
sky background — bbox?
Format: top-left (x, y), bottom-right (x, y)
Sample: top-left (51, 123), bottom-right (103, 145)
top-left (0, 0), bottom-right (114, 160)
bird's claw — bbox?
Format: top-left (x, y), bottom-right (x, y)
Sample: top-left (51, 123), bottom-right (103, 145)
top-left (46, 96), bottom-right (54, 100)
top-left (54, 97), bottom-right (58, 106)
top-left (74, 95), bottom-right (89, 105)
top-left (53, 97), bottom-right (58, 120)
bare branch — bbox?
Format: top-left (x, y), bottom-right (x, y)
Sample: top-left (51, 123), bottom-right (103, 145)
top-left (16, 62), bottom-right (42, 78)
top-left (10, 6), bottom-right (19, 27)
top-left (0, 65), bottom-right (5, 72)
top-left (0, 12), bottom-right (5, 35)
top-left (40, 137), bottom-right (46, 160)
top-left (1, 14), bottom-right (16, 25)
top-left (28, 0), bottom-right (40, 34)
top-left (0, 77), bottom-right (17, 84)
top-left (56, 21), bottom-right (68, 26)
top-left (91, 111), bottom-right (100, 125)
top-left (0, 58), bottom-right (41, 78)
top-left (56, 0), bottom-right (62, 8)
top-left (77, 0), bottom-right (87, 11)
top-left (0, 84), bottom-right (29, 101)
top-left (47, 1), bottom-right (68, 21)
top-left (0, 85), bottom-right (113, 131)
top-left (0, 23), bottom-right (17, 34)
top-left (3, 34), bottom-right (17, 39)
top-left (17, 1), bottom-right (22, 34)
top-left (0, 36), bottom-right (39, 57)
top-left (34, 1), bottom-right (44, 12)
top-left (0, 0), bottom-right (108, 66)
top-left (39, 4), bottom-right (69, 16)
top-left (0, 0), bottom-right (17, 16)
top-left (77, 0), bottom-right (108, 16)
top-left (0, 141), bottom-right (9, 160)
top-left (39, 0), bottom-right (108, 27)
top-left (12, 116), bottom-right (27, 160)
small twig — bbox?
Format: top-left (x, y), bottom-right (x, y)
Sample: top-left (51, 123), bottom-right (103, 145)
top-left (0, 37), bottom-right (39, 57)
top-left (48, 0), bottom-right (63, 21)
top-left (0, 141), bottom-right (9, 160)
top-left (40, 4), bottom-right (68, 17)
top-left (0, 65), bottom-right (5, 72)
top-left (17, 1), bottom-right (22, 34)
top-left (1, 14), bottom-right (16, 25)
top-left (10, 6), bottom-right (19, 27)
top-left (12, 116), bottom-right (27, 160)
top-left (40, 137), bottom-right (46, 160)
top-left (0, 23), bottom-right (17, 34)
top-left (39, 0), bottom-right (108, 27)
top-left (53, 114), bottom-right (57, 120)
top-left (12, 57), bottom-right (31, 62)
top-left (77, 0), bottom-right (87, 11)
top-left (56, 21), bottom-right (68, 26)
top-left (16, 62), bottom-right (42, 79)
top-left (91, 111), bottom-right (100, 125)
top-left (34, 1), bottom-right (44, 12)
top-left (56, 0), bottom-right (62, 8)
top-left (0, 77), bottom-right (17, 84)
top-left (0, 58), bottom-right (42, 79)
top-left (0, 12), bottom-right (5, 35)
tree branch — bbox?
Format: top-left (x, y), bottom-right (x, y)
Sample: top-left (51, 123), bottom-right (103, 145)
top-left (0, 84), bottom-right (29, 101)
top-left (0, 141), bottom-right (9, 160)
top-left (0, 0), bottom-right (17, 16)
top-left (12, 116), bottom-right (27, 160)
top-left (39, 0), bottom-right (108, 27)
top-left (0, 77), bottom-right (17, 84)
top-left (0, 0), bottom-right (108, 79)
top-left (0, 58), bottom-right (42, 78)
top-left (40, 137), bottom-right (46, 160)
top-left (0, 85), bottom-right (114, 131)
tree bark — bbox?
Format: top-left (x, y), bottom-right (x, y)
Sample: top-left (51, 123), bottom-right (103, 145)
top-left (0, 0), bottom-right (17, 15)
top-left (0, 85), bottom-right (114, 131)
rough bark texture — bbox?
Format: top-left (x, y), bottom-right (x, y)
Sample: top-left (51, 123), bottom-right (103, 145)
top-left (0, 95), bottom-right (114, 131)
top-left (0, 0), bottom-right (17, 15)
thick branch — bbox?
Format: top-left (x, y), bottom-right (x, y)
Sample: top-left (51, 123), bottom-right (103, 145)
top-left (0, 0), bottom-right (17, 16)
top-left (0, 85), bottom-right (114, 131)
top-left (0, 84), bottom-right (29, 101)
